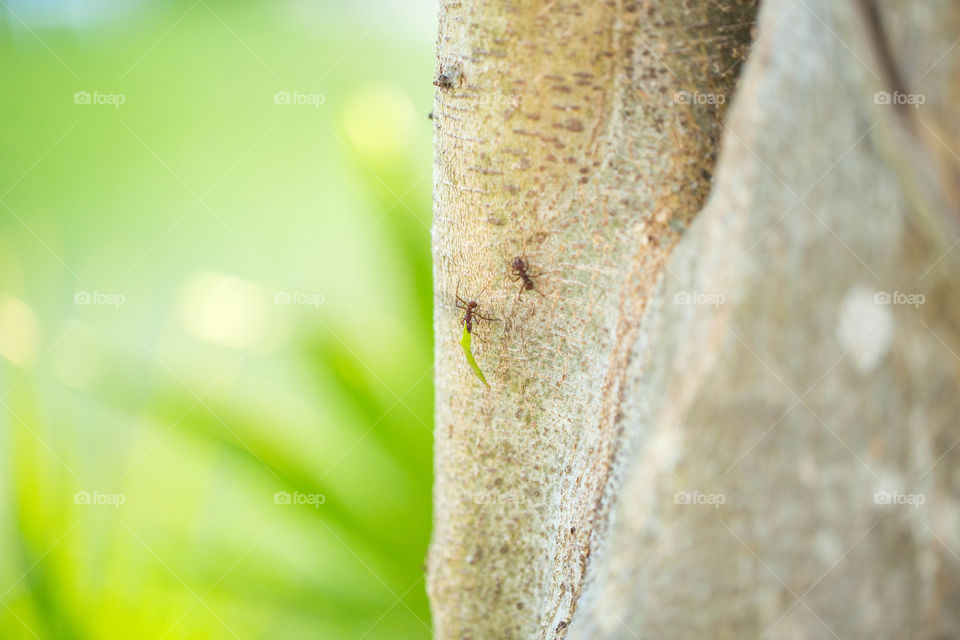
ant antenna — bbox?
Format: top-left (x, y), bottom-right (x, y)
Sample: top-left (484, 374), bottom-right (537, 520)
top-left (476, 273), bottom-right (496, 299)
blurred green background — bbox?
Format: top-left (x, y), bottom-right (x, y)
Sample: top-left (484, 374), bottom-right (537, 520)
top-left (0, 0), bottom-right (435, 637)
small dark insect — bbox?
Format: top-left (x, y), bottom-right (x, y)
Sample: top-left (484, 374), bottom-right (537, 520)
top-left (434, 63), bottom-right (463, 91)
top-left (455, 280), bottom-right (496, 334)
top-left (427, 111), bottom-right (434, 120)
top-left (510, 256), bottom-right (542, 298)
top-left (455, 280), bottom-right (497, 387)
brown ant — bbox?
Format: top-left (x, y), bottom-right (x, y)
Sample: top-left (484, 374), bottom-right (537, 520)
top-left (509, 256), bottom-right (542, 298)
top-left (455, 280), bottom-right (496, 334)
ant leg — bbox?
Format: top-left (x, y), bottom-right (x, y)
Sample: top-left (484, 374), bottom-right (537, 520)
top-left (455, 280), bottom-right (467, 308)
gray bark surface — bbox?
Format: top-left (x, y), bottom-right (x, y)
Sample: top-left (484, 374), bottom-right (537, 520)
top-left (430, 0), bottom-right (960, 638)
top-left (571, 1), bottom-right (960, 636)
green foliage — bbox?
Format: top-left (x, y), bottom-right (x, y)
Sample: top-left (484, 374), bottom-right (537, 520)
top-left (0, 1), bottom-right (434, 637)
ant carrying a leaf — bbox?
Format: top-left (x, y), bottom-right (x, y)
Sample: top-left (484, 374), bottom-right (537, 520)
top-left (456, 281), bottom-right (497, 334)
top-left (455, 280), bottom-right (497, 388)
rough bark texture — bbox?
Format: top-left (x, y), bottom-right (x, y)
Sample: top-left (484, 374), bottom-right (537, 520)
top-left (430, 1), bottom-right (756, 637)
top-left (431, 0), bottom-right (960, 638)
top-left (570, 1), bottom-right (960, 637)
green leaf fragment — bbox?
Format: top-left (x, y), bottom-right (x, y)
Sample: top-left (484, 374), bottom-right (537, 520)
top-left (460, 325), bottom-right (489, 387)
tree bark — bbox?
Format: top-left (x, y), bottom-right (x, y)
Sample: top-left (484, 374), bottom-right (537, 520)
top-left (430, 0), bottom-right (960, 638)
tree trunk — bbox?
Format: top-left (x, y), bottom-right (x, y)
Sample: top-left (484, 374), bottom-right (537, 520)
top-left (430, 0), bottom-right (960, 638)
